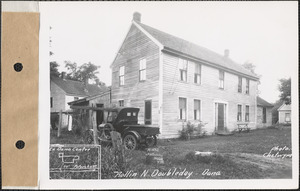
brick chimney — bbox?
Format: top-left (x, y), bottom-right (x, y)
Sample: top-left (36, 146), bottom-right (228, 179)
top-left (224, 49), bottom-right (229, 58)
top-left (133, 12), bottom-right (141, 23)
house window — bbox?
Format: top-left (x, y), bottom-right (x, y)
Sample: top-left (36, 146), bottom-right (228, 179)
top-left (219, 70), bottom-right (224, 89)
top-left (119, 100), bottom-right (124, 107)
top-left (50, 97), bottom-right (53, 108)
top-left (238, 76), bottom-right (242, 93)
top-left (178, 58), bottom-right (188, 82)
top-left (285, 113), bottom-right (291, 122)
top-left (139, 59), bottom-right (146, 81)
top-left (179, 97), bottom-right (187, 120)
top-left (194, 63), bottom-right (201, 84)
top-left (246, 79), bottom-right (250, 94)
top-left (245, 105), bottom-right (250, 122)
top-left (74, 97), bottom-right (79, 101)
top-left (194, 99), bottom-right (201, 120)
top-left (119, 66), bottom-right (125, 86)
top-left (262, 107), bottom-right (267, 123)
top-left (237, 104), bottom-right (242, 121)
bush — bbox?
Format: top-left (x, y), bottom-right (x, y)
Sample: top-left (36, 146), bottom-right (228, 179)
top-left (179, 121), bottom-right (207, 140)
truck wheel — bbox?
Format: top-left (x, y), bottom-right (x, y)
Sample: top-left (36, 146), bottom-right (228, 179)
top-left (124, 134), bottom-right (137, 150)
top-left (145, 136), bottom-right (157, 147)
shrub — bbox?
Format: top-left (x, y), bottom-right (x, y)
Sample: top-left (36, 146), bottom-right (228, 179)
top-left (179, 121), bottom-right (207, 140)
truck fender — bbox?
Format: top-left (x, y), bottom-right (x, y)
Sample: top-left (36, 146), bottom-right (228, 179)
top-left (125, 131), bottom-right (141, 142)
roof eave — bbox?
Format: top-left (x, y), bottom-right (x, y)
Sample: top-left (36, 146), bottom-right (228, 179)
top-left (162, 47), bottom-right (260, 81)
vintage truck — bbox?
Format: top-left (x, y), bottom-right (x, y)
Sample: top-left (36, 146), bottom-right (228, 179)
top-left (84, 107), bottom-right (160, 150)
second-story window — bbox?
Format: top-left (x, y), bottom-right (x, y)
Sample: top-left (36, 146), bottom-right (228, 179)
top-left (119, 66), bottom-right (125, 86)
top-left (178, 58), bottom-right (188, 82)
top-left (246, 79), bottom-right (250, 94)
top-left (219, 70), bottom-right (224, 89)
top-left (238, 76), bottom-right (242, 93)
top-left (245, 105), bottom-right (250, 122)
top-left (139, 59), bottom-right (146, 81)
top-left (237, 104), bottom-right (242, 121)
top-left (50, 97), bottom-right (53, 108)
top-left (194, 63), bottom-right (201, 84)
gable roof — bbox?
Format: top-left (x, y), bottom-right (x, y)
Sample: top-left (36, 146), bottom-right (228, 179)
top-left (135, 22), bottom-right (259, 80)
top-left (51, 76), bottom-right (108, 97)
top-left (257, 96), bottom-right (273, 107)
top-left (278, 103), bottom-right (291, 111)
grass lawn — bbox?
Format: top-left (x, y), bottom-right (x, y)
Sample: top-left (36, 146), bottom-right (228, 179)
top-left (50, 126), bottom-right (292, 179)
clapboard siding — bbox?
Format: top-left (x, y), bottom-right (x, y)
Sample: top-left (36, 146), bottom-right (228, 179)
top-left (161, 52), bottom-right (257, 138)
top-left (257, 106), bottom-right (272, 128)
top-left (50, 81), bottom-right (66, 112)
top-left (111, 24), bottom-right (160, 125)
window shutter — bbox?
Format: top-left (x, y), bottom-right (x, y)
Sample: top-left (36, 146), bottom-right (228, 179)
top-left (179, 98), bottom-right (186, 109)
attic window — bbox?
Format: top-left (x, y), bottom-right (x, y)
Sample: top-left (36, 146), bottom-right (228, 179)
top-left (139, 59), bottom-right (146, 81)
top-left (119, 66), bottom-right (125, 86)
top-left (219, 70), bottom-right (224, 89)
top-left (194, 63), bottom-right (201, 84)
top-left (238, 76), bottom-right (242, 93)
top-left (246, 79), bottom-right (250, 94)
top-left (178, 58), bottom-right (187, 82)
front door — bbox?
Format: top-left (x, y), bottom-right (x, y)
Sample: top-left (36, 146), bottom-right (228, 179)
top-left (215, 103), bottom-right (226, 132)
top-left (145, 100), bottom-right (152, 125)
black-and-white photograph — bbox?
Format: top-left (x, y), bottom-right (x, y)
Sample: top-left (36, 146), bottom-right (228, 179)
top-left (40, 1), bottom-right (297, 187)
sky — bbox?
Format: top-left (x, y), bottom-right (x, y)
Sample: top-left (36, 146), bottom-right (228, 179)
top-left (40, 1), bottom-right (298, 103)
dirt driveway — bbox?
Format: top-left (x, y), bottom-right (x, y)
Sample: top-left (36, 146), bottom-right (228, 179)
top-left (225, 153), bottom-right (292, 178)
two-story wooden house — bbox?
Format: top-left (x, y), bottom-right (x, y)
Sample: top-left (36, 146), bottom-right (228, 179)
top-left (110, 13), bottom-right (260, 138)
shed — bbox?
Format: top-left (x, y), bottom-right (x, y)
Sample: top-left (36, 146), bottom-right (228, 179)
top-left (257, 97), bottom-right (273, 128)
top-left (277, 103), bottom-right (291, 124)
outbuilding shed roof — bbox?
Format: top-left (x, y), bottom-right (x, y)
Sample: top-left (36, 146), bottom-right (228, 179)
top-left (51, 76), bottom-right (108, 97)
top-left (257, 96), bottom-right (273, 107)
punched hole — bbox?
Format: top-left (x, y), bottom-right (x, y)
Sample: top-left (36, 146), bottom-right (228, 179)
top-left (14, 63), bottom-right (23, 72)
top-left (16, 140), bottom-right (25, 149)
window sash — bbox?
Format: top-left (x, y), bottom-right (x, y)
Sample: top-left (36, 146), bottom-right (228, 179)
top-left (245, 106), bottom-right (250, 122)
top-left (178, 58), bottom-right (188, 70)
top-left (219, 71), bottom-right (224, 89)
top-left (139, 69), bottom-right (146, 81)
top-left (139, 59), bottom-right (146, 70)
top-left (246, 79), bottom-right (250, 94)
top-left (119, 100), bottom-right (124, 107)
top-left (238, 77), bottom-right (242, 93)
top-left (180, 70), bottom-right (187, 81)
top-left (237, 105), bottom-right (242, 121)
top-left (119, 66), bottom-right (124, 76)
top-left (194, 74), bottom-right (201, 84)
top-left (119, 76), bottom-right (124, 86)
top-left (285, 113), bottom-right (291, 122)
top-left (179, 98), bottom-right (187, 120)
top-left (194, 99), bottom-right (201, 120)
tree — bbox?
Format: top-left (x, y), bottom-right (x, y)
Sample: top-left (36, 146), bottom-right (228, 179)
top-left (50, 61), bottom-right (60, 77)
top-left (64, 61), bottom-right (100, 83)
top-left (278, 78), bottom-right (291, 104)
